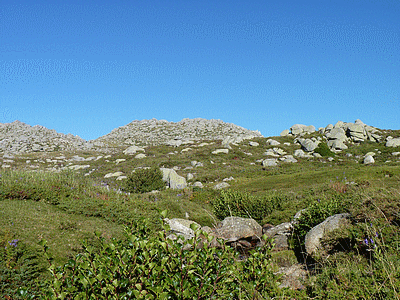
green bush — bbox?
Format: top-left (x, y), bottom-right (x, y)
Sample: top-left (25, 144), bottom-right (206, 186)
top-left (41, 215), bottom-right (282, 299)
top-left (125, 167), bottom-right (165, 194)
top-left (211, 189), bottom-right (282, 223)
top-left (0, 230), bottom-right (45, 299)
top-left (314, 142), bottom-right (335, 157)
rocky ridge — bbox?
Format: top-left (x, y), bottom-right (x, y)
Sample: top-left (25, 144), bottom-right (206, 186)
top-left (0, 118), bottom-right (263, 154)
top-left (0, 121), bottom-right (104, 154)
top-left (95, 118), bottom-right (263, 146)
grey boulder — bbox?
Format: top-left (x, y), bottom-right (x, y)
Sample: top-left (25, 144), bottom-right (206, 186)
top-left (305, 213), bottom-right (350, 257)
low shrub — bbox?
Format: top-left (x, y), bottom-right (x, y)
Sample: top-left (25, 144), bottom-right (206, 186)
top-left (211, 189), bottom-right (283, 223)
top-left (0, 229), bottom-right (45, 299)
top-left (314, 142), bottom-right (335, 157)
top-left (124, 167), bottom-right (165, 194)
top-left (41, 215), bottom-right (282, 299)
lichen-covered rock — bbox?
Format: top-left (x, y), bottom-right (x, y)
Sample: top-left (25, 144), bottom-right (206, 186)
top-left (214, 217), bottom-right (262, 243)
top-left (305, 213), bottom-right (350, 257)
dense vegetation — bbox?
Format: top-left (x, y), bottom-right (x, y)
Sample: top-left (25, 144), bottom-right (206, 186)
top-left (1, 131), bottom-right (400, 299)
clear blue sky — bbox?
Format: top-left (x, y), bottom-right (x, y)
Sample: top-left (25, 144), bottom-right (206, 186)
top-left (1, 0), bottom-right (399, 140)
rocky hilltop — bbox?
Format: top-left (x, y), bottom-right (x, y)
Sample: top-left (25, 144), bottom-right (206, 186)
top-left (0, 118), bottom-right (263, 154)
top-left (0, 120), bottom-right (103, 154)
top-left (95, 118), bottom-right (263, 146)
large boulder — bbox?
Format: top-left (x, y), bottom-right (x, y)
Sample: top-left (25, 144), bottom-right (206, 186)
top-left (214, 217), bottom-right (262, 247)
top-left (386, 137), bottom-right (400, 147)
top-left (297, 138), bottom-right (320, 152)
top-left (305, 213), bottom-right (350, 257)
top-left (346, 123), bottom-right (366, 142)
top-left (327, 139), bottom-right (348, 150)
top-left (326, 127), bottom-right (346, 141)
top-left (290, 124), bottom-right (306, 135)
top-left (160, 168), bottom-right (187, 189)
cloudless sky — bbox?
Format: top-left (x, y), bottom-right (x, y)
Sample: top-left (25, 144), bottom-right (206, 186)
top-left (1, 0), bottom-right (399, 140)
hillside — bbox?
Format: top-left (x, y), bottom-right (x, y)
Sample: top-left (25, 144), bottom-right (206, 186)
top-left (1, 118), bottom-right (400, 298)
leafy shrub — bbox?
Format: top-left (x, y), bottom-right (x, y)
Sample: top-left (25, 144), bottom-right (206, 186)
top-left (0, 230), bottom-right (45, 299)
top-left (212, 189), bottom-right (282, 223)
top-left (314, 142), bottom-right (335, 157)
top-left (125, 167), bottom-right (165, 194)
top-left (41, 215), bottom-right (281, 299)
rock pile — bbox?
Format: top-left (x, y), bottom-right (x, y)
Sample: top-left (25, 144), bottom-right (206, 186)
top-left (96, 118), bottom-right (263, 146)
top-left (282, 119), bottom-right (383, 151)
top-left (0, 121), bottom-right (103, 154)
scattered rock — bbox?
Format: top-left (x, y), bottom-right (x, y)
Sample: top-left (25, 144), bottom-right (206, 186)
top-left (212, 149), bottom-right (229, 154)
top-left (364, 155), bottom-right (375, 164)
top-left (280, 129), bottom-right (290, 137)
top-left (161, 168), bottom-right (187, 189)
top-left (267, 139), bottom-right (281, 146)
top-left (214, 182), bottom-right (230, 190)
top-left (386, 137), bottom-right (400, 147)
top-left (123, 145), bottom-right (145, 155)
top-left (262, 158), bottom-right (278, 167)
top-left (249, 141), bottom-right (259, 147)
top-left (192, 181), bottom-right (204, 188)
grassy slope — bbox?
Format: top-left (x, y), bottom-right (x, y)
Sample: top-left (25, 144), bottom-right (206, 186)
top-left (1, 131), bottom-right (400, 298)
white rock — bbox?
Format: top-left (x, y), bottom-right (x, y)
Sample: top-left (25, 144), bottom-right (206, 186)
top-left (364, 155), bottom-right (375, 164)
top-left (212, 149), bottom-right (229, 154)
top-left (115, 159), bottom-right (126, 164)
top-left (267, 139), bottom-right (280, 146)
top-left (193, 181), bottom-right (204, 188)
top-left (262, 158), bottom-right (278, 167)
top-left (249, 141), bottom-right (259, 147)
top-left (214, 182), bottom-right (230, 190)
top-left (280, 129), bottom-right (290, 137)
top-left (135, 153), bottom-right (146, 159)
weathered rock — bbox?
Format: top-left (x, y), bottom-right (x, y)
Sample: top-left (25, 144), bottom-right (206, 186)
top-left (277, 264), bottom-right (307, 290)
top-left (123, 145), bottom-right (145, 155)
top-left (364, 155), bottom-right (375, 164)
top-left (104, 171), bottom-right (124, 178)
top-left (280, 155), bottom-right (298, 163)
top-left (297, 138), bottom-right (320, 152)
top-left (305, 213), bottom-right (350, 257)
top-left (290, 124), bottom-right (306, 135)
top-left (262, 158), bottom-right (278, 167)
top-left (267, 139), bottom-right (281, 146)
top-left (294, 149), bottom-right (306, 157)
top-left (326, 127), bottom-right (347, 141)
top-left (249, 141), bottom-right (259, 147)
top-left (212, 149), bottom-right (229, 154)
top-left (280, 129), bottom-right (290, 137)
top-left (264, 222), bottom-right (292, 251)
top-left (192, 181), bottom-right (204, 188)
top-left (135, 153), bottom-right (146, 159)
top-left (160, 168), bottom-right (187, 189)
top-left (327, 139), bottom-right (348, 150)
top-left (386, 137), bottom-right (400, 147)
top-left (214, 217), bottom-right (262, 243)
top-left (214, 182), bottom-right (230, 190)
top-left (164, 218), bottom-right (200, 241)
